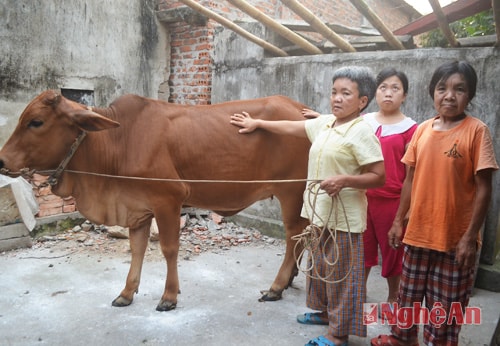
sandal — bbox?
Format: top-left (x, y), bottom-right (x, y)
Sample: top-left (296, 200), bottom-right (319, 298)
top-left (371, 334), bottom-right (418, 346)
top-left (297, 312), bottom-right (329, 325)
top-left (305, 335), bottom-right (348, 346)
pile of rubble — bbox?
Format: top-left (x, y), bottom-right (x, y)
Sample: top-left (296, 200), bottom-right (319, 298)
top-left (33, 209), bottom-right (283, 260)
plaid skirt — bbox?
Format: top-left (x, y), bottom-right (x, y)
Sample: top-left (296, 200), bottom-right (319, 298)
top-left (306, 230), bottom-right (366, 337)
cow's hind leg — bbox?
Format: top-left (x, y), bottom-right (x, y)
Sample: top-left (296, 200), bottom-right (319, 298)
top-left (260, 192), bottom-right (308, 301)
top-left (112, 221), bottom-right (151, 307)
top-left (154, 208), bottom-right (181, 311)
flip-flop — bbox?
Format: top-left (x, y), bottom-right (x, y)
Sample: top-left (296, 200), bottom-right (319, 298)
top-left (371, 334), bottom-right (418, 346)
top-left (296, 312), bottom-right (329, 325)
top-left (305, 335), bottom-right (348, 346)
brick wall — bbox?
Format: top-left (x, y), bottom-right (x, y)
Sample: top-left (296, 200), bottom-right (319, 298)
top-left (157, 0), bottom-right (414, 105)
top-left (32, 174), bottom-right (76, 218)
top-left (167, 21), bottom-right (215, 104)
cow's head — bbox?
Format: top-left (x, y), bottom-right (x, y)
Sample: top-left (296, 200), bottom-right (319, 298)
top-left (0, 90), bottom-right (119, 174)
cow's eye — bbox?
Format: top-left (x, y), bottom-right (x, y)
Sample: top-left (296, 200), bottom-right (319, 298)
top-left (28, 119), bottom-right (44, 128)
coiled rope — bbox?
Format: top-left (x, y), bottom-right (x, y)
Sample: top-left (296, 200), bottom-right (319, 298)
top-left (292, 181), bottom-right (354, 284)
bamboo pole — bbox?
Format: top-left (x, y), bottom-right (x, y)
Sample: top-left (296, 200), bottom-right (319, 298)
top-left (226, 0), bottom-right (323, 54)
top-left (428, 0), bottom-right (461, 47)
top-left (279, 0), bottom-right (356, 52)
top-left (177, 0), bottom-right (289, 57)
top-left (348, 0), bottom-right (406, 50)
top-left (493, 0), bottom-right (500, 47)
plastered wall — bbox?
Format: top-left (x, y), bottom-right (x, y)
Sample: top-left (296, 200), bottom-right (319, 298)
top-left (213, 23), bottom-right (500, 264)
top-left (0, 0), bottom-right (169, 143)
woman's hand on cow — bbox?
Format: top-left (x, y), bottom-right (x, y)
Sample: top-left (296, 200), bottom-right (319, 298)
top-left (230, 111), bottom-right (258, 133)
top-left (301, 108), bottom-right (320, 119)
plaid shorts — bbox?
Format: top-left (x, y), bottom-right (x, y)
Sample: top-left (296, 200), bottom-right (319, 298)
top-left (306, 231), bottom-right (366, 337)
top-left (391, 245), bottom-right (476, 345)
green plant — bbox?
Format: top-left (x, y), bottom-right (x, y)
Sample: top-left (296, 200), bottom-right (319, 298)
top-left (421, 9), bottom-right (495, 47)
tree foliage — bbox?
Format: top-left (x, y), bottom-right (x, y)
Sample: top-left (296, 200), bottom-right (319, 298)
top-left (421, 10), bottom-right (495, 47)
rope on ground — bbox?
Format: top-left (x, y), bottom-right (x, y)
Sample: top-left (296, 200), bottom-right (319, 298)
top-left (292, 181), bottom-right (354, 284)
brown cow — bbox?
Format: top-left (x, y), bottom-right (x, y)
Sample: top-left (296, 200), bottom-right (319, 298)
top-left (0, 90), bottom-right (310, 311)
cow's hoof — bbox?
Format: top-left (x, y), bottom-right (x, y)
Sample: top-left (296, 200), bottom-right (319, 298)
top-left (259, 289), bottom-right (283, 302)
top-left (156, 300), bottom-right (177, 311)
top-left (112, 295), bottom-right (133, 307)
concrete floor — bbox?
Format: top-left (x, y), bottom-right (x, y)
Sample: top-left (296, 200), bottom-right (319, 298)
top-left (0, 241), bottom-right (498, 346)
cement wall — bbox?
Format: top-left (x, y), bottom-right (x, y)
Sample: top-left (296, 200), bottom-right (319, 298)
top-left (213, 23), bottom-right (500, 264)
top-left (0, 0), bottom-right (169, 145)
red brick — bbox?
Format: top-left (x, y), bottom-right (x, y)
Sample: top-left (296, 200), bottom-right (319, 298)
top-left (62, 204), bottom-right (76, 213)
top-left (37, 207), bottom-right (63, 218)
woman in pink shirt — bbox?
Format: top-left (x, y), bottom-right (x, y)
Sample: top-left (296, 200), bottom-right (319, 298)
top-left (363, 68), bottom-right (417, 307)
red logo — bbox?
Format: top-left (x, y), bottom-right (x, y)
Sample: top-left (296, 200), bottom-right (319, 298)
top-left (363, 302), bottom-right (481, 327)
top-left (363, 303), bottom-right (378, 325)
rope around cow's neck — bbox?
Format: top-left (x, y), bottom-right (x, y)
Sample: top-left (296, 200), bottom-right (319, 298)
top-left (292, 181), bottom-right (354, 284)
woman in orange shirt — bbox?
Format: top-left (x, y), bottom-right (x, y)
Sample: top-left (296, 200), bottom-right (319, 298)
top-left (372, 61), bottom-right (498, 346)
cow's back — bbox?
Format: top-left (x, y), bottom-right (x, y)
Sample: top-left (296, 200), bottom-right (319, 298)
top-left (59, 94), bottom-right (310, 221)
top-left (153, 96), bottom-right (310, 212)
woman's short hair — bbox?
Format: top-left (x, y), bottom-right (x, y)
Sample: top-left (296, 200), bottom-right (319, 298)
top-left (332, 66), bottom-right (376, 111)
top-left (428, 61), bottom-right (477, 101)
top-left (376, 68), bottom-right (409, 95)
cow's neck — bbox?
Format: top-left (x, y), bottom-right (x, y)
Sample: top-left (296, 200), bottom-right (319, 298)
top-left (47, 131), bottom-right (87, 187)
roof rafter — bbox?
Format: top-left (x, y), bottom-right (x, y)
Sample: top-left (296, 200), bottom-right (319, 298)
top-left (427, 0), bottom-right (460, 47)
top-left (226, 0), bottom-right (323, 55)
top-left (177, 0), bottom-right (289, 57)
top-left (280, 0), bottom-right (356, 52)
top-left (394, 0), bottom-right (491, 36)
top-left (349, 0), bottom-right (406, 50)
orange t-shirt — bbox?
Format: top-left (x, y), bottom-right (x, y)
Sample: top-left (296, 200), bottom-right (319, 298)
top-left (402, 115), bottom-right (498, 252)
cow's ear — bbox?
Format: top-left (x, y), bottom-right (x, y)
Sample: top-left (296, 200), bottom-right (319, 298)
top-left (70, 110), bottom-right (120, 132)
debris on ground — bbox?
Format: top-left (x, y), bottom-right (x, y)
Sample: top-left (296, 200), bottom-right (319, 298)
top-left (27, 209), bottom-right (284, 261)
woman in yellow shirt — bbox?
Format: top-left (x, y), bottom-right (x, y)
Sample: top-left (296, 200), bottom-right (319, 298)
top-left (231, 66), bottom-right (385, 346)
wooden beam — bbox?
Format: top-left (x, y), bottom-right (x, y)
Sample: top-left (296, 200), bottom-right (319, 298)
top-left (279, 0), bottom-right (356, 52)
top-left (428, 0), bottom-right (460, 47)
top-left (493, 0), bottom-right (500, 47)
top-left (176, 0), bottom-right (288, 57)
top-left (348, 0), bottom-right (406, 50)
top-left (280, 20), bottom-right (380, 36)
top-left (226, 0), bottom-right (323, 55)
top-left (394, 0), bottom-right (491, 36)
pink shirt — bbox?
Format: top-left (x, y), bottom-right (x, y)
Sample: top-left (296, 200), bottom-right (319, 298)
top-left (363, 113), bottom-right (417, 199)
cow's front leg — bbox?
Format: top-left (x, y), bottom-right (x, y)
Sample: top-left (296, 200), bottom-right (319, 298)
top-left (154, 211), bottom-right (181, 311)
top-left (112, 221), bottom-right (151, 307)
